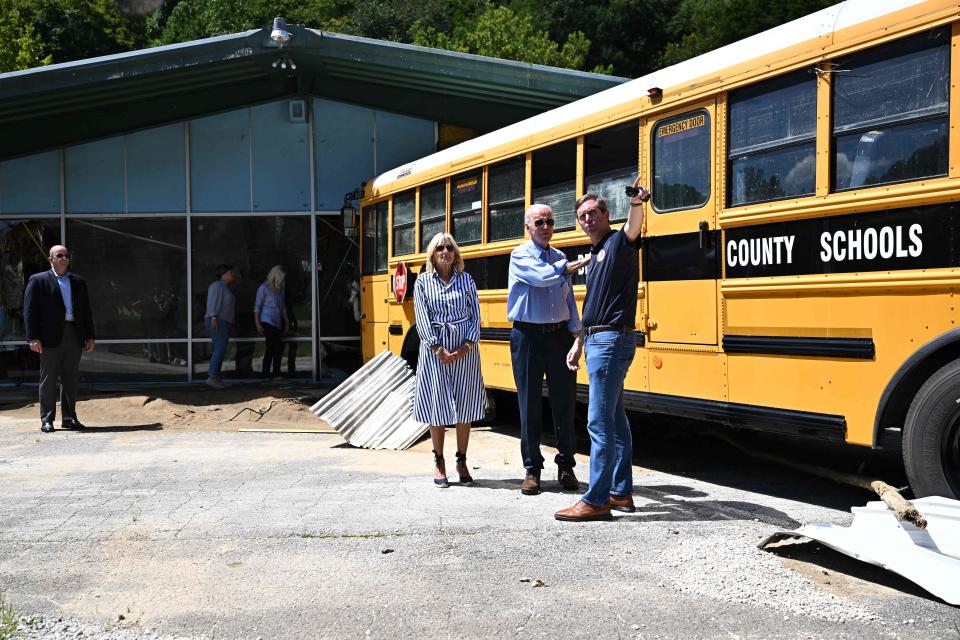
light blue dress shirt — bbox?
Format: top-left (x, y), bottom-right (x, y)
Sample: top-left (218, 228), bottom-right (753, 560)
top-left (506, 240), bottom-right (582, 333)
top-left (53, 269), bottom-right (74, 321)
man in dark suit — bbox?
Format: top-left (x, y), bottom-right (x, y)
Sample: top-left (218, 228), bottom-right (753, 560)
top-left (23, 245), bottom-right (96, 432)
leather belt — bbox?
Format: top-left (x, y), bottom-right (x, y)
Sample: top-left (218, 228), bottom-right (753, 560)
top-left (584, 324), bottom-right (634, 336)
top-left (513, 321), bottom-right (567, 333)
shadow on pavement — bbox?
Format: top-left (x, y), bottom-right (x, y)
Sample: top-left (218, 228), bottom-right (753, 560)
top-left (78, 423), bottom-right (163, 433)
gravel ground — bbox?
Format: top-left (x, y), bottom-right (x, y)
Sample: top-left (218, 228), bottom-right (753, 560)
top-left (1, 401), bottom-right (958, 639)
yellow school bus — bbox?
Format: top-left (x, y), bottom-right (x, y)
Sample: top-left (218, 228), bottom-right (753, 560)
top-left (358, 0), bottom-right (960, 499)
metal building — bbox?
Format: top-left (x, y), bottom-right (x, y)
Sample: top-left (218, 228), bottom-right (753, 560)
top-left (0, 24), bottom-right (624, 384)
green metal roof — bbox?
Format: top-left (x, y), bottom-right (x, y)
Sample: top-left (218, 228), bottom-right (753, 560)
top-left (0, 26), bottom-right (626, 160)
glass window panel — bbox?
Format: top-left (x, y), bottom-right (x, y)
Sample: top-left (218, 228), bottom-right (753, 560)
top-left (420, 220), bottom-right (445, 251)
top-left (393, 191), bottom-right (415, 256)
top-left (361, 202), bottom-right (388, 272)
top-left (190, 109), bottom-right (251, 213)
top-left (0, 345), bottom-right (40, 384)
top-left (65, 137), bottom-right (125, 214)
top-left (67, 218), bottom-right (187, 339)
top-left (82, 342), bottom-right (188, 382)
top-left (318, 338), bottom-right (362, 381)
top-left (451, 171), bottom-right (482, 245)
top-left (0, 151), bottom-right (60, 214)
top-left (730, 145), bottom-right (816, 205)
top-left (192, 339), bottom-right (310, 380)
top-left (251, 100), bottom-right (310, 212)
top-left (729, 71), bottom-right (816, 155)
top-left (191, 216), bottom-right (312, 339)
top-left (488, 156), bottom-right (525, 242)
top-left (393, 225), bottom-right (415, 257)
top-left (126, 123), bottom-right (186, 213)
top-left (833, 29), bottom-right (948, 133)
top-left (832, 29), bottom-right (949, 191)
top-left (834, 119), bottom-right (948, 191)
top-left (532, 140), bottom-right (576, 229)
top-left (316, 222), bottom-right (360, 340)
top-left (393, 191), bottom-right (416, 225)
top-left (452, 212), bottom-right (481, 245)
top-left (451, 171), bottom-right (482, 215)
top-left (0, 219), bottom-right (61, 342)
top-left (585, 121), bottom-right (639, 223)
top-left (652, 110), bottom-right (711, 212)
top-left (419, 180), bottom-right (446, 252)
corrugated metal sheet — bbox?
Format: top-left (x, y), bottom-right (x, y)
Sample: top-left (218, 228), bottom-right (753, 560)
top-left (761, 496), bottom-right (960, 605)
top-left (310, 351), bottom-right (428, 450)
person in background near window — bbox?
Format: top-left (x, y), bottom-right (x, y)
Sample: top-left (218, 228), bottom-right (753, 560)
top-left (508, 204), bottom-right (591, 496)
top-left (254, 265), bottom-right (290, 380)
top-left (24, 245), bottom-right (96, 433)
top-left (204, 264), bottom-right (236, 390)
top-left (413, 232), bottom-right (485, 488)
top-left (555, 177), bottom-right (649, 522)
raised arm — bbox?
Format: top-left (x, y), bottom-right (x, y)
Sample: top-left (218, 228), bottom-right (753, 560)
top-left (623, 175), bottom-right (650, 243)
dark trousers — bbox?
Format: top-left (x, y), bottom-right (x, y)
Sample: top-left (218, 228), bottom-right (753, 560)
top-left (38, 323), bottom-right (82, 424)
top-left (510, 325), bottom-right (577, 471)
top-left (262, 323), bottom-right (283, 376)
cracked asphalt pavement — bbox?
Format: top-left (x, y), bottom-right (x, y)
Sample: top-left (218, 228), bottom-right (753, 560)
top-left (1, 401), bottom-right (958, 639)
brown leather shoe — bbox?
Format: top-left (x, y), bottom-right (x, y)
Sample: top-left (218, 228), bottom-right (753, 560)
top-left (608, 493), bottom-right (636, 513)
top-left (554, 500), bottom-right (613, 522)
top-left (557, 465), bottom-right (579, 491)
top-left (520, 470), bottom-right (541, 495)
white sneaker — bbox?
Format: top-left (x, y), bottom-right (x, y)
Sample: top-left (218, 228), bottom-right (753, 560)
top-left (205, 377), bottom-right (226, 390)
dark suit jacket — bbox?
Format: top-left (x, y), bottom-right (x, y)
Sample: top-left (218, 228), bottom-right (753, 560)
top-left (24, 270), bottom-right (96, 348)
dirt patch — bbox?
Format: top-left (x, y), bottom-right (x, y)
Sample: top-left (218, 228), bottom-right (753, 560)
top-left (1, 384), bottom-right (330, 432)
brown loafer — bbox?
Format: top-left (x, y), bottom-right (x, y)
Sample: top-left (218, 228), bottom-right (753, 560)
top-left (554, 500), bottom-right (612, 522)
top-left (557, 465), bottom-right (579, 491)
top-left (520, 470), bottom-right (541, 495)
top-left (608, 493), bottom-right (636, 513)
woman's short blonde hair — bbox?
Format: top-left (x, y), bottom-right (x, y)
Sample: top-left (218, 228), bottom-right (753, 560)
top-left (265, 265), bottom-right (286, 291)
top-left (424, 232), bottom-right (464, 273)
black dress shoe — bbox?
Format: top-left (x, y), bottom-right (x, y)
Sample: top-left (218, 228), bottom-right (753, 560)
top-left (40, 422), bottom-right (54, 433)
top-left (62, 420), bottom-right (86, 430)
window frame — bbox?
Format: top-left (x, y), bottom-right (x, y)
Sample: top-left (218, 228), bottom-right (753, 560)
top-left (450, 170), bottom-right (483, 246)
top-left (418, 179), bottom-right (447, 253)
top-left (361, 199), bottom-right (389, 275)
top-left (486, 155), bottom-right (527, 243)
top-left (531, 139), bottom-right (578, 231)
top-left (726, 69), bottom-right (818, 208)
top-left (650, 108), bottom-right (712, 214)
top-left (391, 189), bottom-right (416, 257)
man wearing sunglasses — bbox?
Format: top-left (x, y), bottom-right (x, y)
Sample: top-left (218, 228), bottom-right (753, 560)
top-left (24, 245), bottom-right (96, 433)
top-left (507, 204), bottom-right (591, 496)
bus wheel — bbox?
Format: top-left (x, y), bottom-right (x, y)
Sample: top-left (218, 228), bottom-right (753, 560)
top-left (903, 359), bottom-right (960, 499)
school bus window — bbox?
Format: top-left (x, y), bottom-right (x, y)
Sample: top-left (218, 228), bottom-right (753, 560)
top-left (392, 190), bottom-right (416, 256)
top-left (361, 201), bottom-right (388, 274)
top-left (488, 155), bottom-right (526, 242)
top-left (419, 180), bottom-right (446, 252)
top-left (585, 120), bottom-right (639, 222)
top-left (451, 171), bottom-right (482, 246)
top-left (652, 110), bottom-right (710, 212)
top-left (728, 70), bottom-right (815, 206)
top-left (833, 28), bottom-right (949, 192)
top-left (532, 139), bottom-right (577, 229)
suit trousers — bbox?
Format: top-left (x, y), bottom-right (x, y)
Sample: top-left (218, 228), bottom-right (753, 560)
top-left (510, 324), bottom-right (577, 471)
top-left (38, 323), bottom-right (82, 424)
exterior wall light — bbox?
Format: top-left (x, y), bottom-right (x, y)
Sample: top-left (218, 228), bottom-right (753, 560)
top-left (271, 17), bottom-right (291, 44)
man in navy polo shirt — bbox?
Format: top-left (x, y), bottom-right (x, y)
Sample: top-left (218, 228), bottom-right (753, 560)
top-left (555, 177), bottom-right (649, 522)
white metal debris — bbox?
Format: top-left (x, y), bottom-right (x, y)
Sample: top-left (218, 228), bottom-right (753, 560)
top-left (760, 496), bottom-right (960, 605)
top-left (310, 350), bottom-right (428, 450)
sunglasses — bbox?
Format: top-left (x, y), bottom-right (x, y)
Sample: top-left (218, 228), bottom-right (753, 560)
top-left (51, 253), bottom-right (70, 259)
top-left (532, 218), bottom-right (555, 228)
top-left (435, 245), bottom-right (455, 253)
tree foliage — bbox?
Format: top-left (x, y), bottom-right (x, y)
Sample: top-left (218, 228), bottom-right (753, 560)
top-left (0, 0), bottom-right (850, 77)
top-left (412, 3), bottom-right (601, 72)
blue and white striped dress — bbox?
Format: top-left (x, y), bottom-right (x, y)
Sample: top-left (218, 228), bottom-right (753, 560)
top-left (413, 269), bottom-right (486, 425)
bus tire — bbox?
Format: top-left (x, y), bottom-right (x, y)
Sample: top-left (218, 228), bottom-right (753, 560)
top-left (902, 359), bottom-right (960, 499)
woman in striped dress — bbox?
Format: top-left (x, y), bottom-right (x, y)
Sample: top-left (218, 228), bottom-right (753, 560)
top-left (414, 232), bottom-right (486, 488)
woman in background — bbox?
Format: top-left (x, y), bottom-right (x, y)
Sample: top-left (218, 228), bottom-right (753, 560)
top-left (254, 265), bottom-right (289, 378)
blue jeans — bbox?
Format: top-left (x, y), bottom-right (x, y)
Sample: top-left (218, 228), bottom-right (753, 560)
top-left (204, 316), bottom-right (230, 379)
top-left (581, 331), bottom-right (636, 506)
top-left (510, 326), bottom-right (577, 471)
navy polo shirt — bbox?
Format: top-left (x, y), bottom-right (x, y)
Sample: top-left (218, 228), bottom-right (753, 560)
top-left (581, 228), bottom-right (641, 328)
